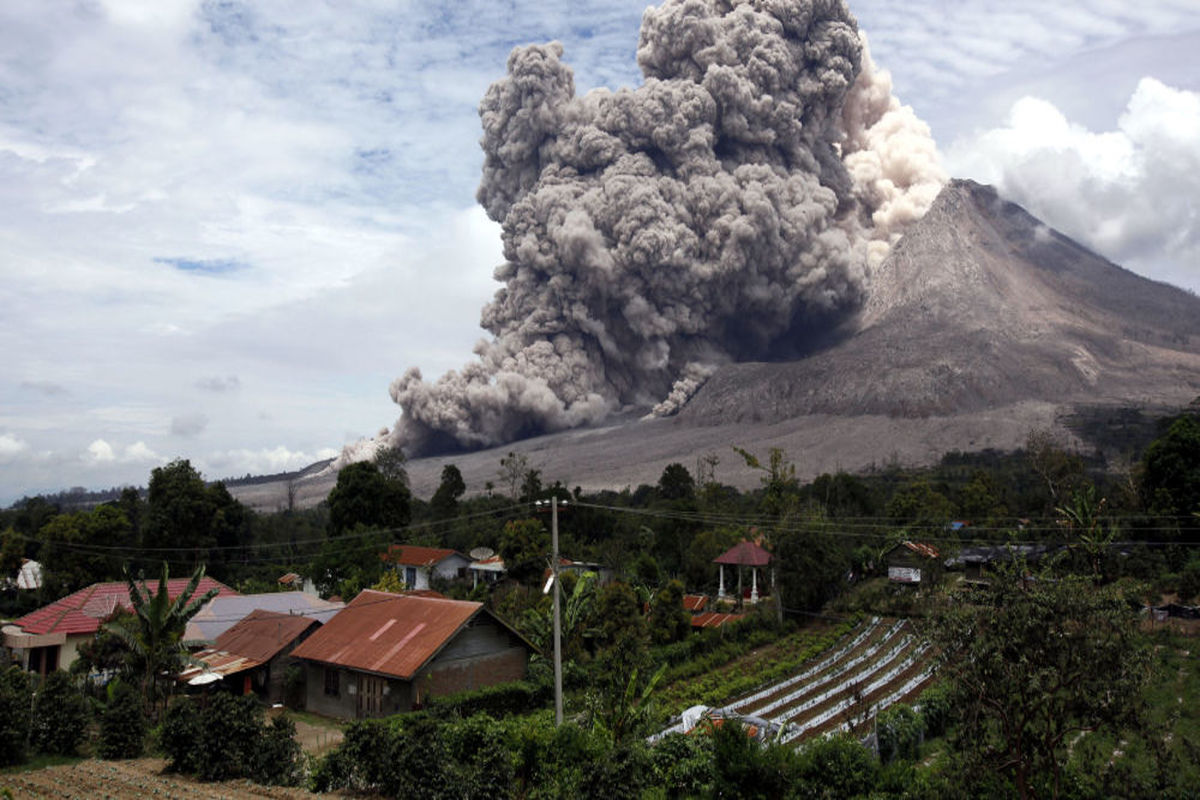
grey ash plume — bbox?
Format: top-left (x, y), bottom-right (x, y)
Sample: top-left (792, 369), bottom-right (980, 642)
top-left (379, 0), bottom-right (943, 458)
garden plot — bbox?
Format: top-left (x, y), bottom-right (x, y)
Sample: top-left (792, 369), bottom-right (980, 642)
top-left (727, 617), bottom-right (935, 746)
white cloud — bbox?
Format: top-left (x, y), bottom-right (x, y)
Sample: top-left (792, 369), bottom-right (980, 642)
top-left (123, 441), bottom-right (162, 464)
top-left (87, 439), bottom-right (116, 463)
top-left (946, 78), bottom-right (1200, 290)
top-left (201, 446), bottom-right (340, 477)
top-left (0, 434), bottom-right (30, 462)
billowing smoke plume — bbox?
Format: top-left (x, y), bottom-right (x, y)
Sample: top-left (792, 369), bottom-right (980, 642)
top-left (386, 0), bottom-right (944, 456)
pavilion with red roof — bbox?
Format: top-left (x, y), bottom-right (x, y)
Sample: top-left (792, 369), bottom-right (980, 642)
top-left (2, 576), bottom-right (237, 676)
top-left (714, 540), bottom-right (773, 604)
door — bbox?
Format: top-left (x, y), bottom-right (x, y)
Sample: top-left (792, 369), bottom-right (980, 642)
top-left (356, 674), bottom-right (385, 718)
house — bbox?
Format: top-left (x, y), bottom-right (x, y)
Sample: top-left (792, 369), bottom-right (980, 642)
top-left (184, 591), bottom-right (344, 642)
top-left (468, 555), bottom-right (506, 588)
top-left (883, 541), bottom-right (941, 585)
top-left (381, 545), bottom-right (473, 590)
top-left (291, 590), bottom-right (536, 719)
top-left (179, 609), bottom-right (321, 703)
top-left (2, 577), bottom-right (238, 676)
top-left (278, 572), bottom-right (319, 596)
top-left (945, 544), bottom-right (1056, 582)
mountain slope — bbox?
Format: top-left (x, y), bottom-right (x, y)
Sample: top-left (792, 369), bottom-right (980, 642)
top-left (680, 180), bottom-right (1200, 424)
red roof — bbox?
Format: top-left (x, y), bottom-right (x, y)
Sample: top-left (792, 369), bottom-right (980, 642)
top-left (290, 590), bottom-right (488, 680)
top-left (713, 540), bottom-right (772, 567)
top-left (14, 577), bottom-right (238, 636)
top-left (683, 594), bottom-right (708, 613)
top-left (382, 545), bottom-right (463, 568)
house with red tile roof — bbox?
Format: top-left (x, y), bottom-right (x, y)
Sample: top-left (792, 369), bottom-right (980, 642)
top-left (2, 577), bottom-right (238, 675)
top-left (291, 589), bottom-right (535, 719)
top-left (381, 545), bottom-right (472, 591)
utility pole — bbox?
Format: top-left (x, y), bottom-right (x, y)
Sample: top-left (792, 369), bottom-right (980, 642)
top-left (551, 496), bottom-right (563, 726)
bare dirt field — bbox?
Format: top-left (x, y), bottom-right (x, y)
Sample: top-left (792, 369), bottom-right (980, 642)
top-left (0, 759), bottom-right (343, 799)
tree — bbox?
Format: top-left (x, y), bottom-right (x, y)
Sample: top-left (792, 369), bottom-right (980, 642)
top-left (104, 563), bottom-right (220, 714)
top-left (98, 679), bottom-right (147, 759)
top-left (30, 670), bottom-right (89, 756)
top-left (431, 464), bottom-right (466, 518)
top-left (885, 480), bottom-right (955, 531)
top-left (1025, 429), bottom-right (1086, 510)
top-left (928, 562), bottom-right (1150, 799)
top-left (327, 461), bottom-right (411, 537)
top-left (1141, 414), bottom-right (1200, 527)
top-left (735, 446), bottom-right (799, 517)
top-left (498, 452), bottom-right (530, 501)
top-left (497, 518), bottom-right (549, 586)
top-left (0, 666), bottom-right (33, 766)
top-left (657, 463), bottom-right (695, 501)
top-left (38, 505), bottom-right (133, 598)
top-left (373, 443), bottom-right (410, 487)
top-left (144, 459), bottom-right (213, 556)
top-left (647, 579), bottom-right (690, 644)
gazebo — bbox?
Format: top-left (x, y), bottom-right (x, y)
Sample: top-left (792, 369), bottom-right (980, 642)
top-left (714, 540), bottom-right (773, 603)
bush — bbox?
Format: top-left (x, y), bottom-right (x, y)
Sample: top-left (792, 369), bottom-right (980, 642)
top-left (795, 733), bottom-right (878, 799)
top-left (30, 670), bottom-right (89, 756)
top-left (162, 693), bottom-right (301, 785)
top-left (0, 667), bottom-right (33, 766)
top-left (426, 678), bottom-right (551, 719)
top-left (877, 703), bottom-right (926, 763)
top-left (98, 679), bottom-right (146, 759)
top-left (917, 681), bottom-right (953, 739)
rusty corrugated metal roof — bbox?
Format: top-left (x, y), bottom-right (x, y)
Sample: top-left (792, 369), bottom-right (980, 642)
top-left (179, 650), bottom-right (264, 682)
top-left (683, 594), bottom-right (708, 613)
top-left (901, 541), bottom-right (940, 559)
top-left (290, 590), bottom-right (483, 680)
top-left (212, 609), bottom-right (320, 663)
top-left (713, 540), bottom-right (772, 567)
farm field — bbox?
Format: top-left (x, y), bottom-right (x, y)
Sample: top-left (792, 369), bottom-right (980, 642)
top-left (0, 759), bottom-right (343, 800)
top-left (658, 616), bottom-right (935, 746)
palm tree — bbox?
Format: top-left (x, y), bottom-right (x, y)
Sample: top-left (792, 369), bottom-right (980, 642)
top-left (104, 562), bottom-right (219, 715)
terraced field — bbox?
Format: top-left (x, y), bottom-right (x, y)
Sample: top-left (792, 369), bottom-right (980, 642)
top-left (662, 616), bottom-right (936, 746)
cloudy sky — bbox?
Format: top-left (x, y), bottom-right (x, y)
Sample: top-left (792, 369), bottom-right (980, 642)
top-left (2, 0), bottom-right (1198, 505)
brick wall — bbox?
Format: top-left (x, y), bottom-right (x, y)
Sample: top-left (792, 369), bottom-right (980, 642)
top-left (426, 647), bottom-right (527, 698)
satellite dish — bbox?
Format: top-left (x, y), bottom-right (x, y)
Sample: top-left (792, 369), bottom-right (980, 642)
top-left (469, 547), bottom-right (495, 561)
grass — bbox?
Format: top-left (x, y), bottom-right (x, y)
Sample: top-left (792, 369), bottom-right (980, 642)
top-left (279, 708), bottom-right (347, 730)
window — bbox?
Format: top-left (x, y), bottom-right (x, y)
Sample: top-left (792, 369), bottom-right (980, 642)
top-left (405, 567), bottom-right (417, 588)
top-left (324, 667), bottom-right (340, 697)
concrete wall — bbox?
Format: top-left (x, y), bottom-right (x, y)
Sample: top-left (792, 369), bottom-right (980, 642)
top-left (302, 662), bottom-right (412, 720)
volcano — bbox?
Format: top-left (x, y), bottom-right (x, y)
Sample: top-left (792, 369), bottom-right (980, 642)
top-left (681, 179), bottom-right (1200, 425)
top-left (232, 180), bottom-right (1200, 509)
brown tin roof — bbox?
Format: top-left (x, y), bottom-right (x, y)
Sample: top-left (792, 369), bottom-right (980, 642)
top-left (213, 608), bottom-right (321, 663)
top-left (290, 590), bottom-right (485, 680)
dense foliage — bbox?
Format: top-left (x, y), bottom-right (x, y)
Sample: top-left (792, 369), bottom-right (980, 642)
top-left (161, 693), bottom-right (301, 784)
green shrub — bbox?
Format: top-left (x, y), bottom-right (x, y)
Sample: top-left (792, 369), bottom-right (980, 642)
top-left (648, 733), bottom-right (714, 799)
top-left (30, 670), bottom-right (89, 756)
top-left (162, 693), bottom-right (301, 785)
top-left (795, 733), bottom-right (878, 799)
top-left (917, 681), bottom-right (953, 739)
top-left (0, 667), bottom-right (33, 766)
top-left (877, 703), bottom-right (926, 763)
top-left (98, 679), bottom-right (146, 759)
top-left (426, 678), bottom-right (551, 718)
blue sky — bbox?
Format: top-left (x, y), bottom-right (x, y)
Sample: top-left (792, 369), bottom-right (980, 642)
top-left (1, 0), bottom-right (1198, 504)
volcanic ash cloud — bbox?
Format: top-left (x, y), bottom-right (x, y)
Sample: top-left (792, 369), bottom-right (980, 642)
top-left (388, 0), bottom-right (944, 456)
